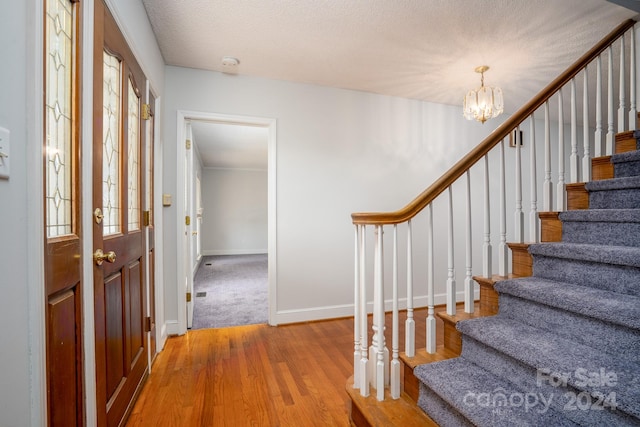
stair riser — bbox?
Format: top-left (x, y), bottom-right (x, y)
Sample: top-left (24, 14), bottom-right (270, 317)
top-left (561, 221), bottom-right (640, 247)
top-left (589, 188), bottom-right (640, 209)
top-left (614, 133), bottom-right (640, 153)
top-left (498, 295), bottom-right (640, 364)
top-left (615, 138), bottom-right (640, 153)
top-left (460, 337), bottom-right (635, 426)
top-left (614, 160), bottom-right (640, 178)
top-left (532, 255), bottom-right (640, 297)
top-left (418, 385), bottom-right (472, 427)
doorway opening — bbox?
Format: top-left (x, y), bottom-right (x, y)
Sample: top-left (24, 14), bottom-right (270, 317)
top-left (176, 111), bottom-right (277, 334)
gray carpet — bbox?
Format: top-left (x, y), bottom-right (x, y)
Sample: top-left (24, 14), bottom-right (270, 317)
top-left (191, 254), bottom-right (268, 329)
top-left (414, 143), bottom-right (640, 426)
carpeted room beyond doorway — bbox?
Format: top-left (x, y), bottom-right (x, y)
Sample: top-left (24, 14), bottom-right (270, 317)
top-left (191, 254), bottom-right (268, 329)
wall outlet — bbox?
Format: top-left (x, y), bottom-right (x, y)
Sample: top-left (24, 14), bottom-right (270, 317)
top-left (0, 127), bottom-right (10, 180)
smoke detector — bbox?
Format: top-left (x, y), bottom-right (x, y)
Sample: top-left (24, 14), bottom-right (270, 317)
top-left (221, 56), bottom-right (240, 67)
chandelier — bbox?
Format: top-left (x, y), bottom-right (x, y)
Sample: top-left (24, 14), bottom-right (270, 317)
top-left (463, 65), bottom-right (503, 124)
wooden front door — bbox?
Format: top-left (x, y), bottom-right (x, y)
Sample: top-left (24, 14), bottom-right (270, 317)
top-left (43, 0), bottom-right (83, 425)
top-left (93, 2), bottom-right (148, 425)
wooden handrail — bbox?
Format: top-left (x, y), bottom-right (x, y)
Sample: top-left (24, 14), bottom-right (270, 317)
top-left (352, 19), bottom-right (636, 225)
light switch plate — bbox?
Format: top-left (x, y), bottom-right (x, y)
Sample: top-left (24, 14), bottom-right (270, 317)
top-left (162, 193), bottom-right (172, 206)
top-left (0, 127), bottom-right (10, 180)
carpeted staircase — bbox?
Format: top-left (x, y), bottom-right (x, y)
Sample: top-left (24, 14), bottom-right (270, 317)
top-left (414, 143), bottom-right (640, 426)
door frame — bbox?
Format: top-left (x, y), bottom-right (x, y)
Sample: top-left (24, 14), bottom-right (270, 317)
top-left (175, 110), bottom-right (277, 333)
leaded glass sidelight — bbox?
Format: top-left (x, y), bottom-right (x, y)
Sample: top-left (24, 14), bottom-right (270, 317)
top-left (103, 52), bottom-right (121, 235)
top-left (45, 0), bottom-right (73, 237)
top-left (128, 78), bottom-right (140, 231)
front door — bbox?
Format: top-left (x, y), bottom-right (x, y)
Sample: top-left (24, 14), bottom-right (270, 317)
top-left (93, 2), bottom-right (148, 425)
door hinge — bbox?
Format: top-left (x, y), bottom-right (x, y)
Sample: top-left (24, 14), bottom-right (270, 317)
top-left (185, 215), bottom-right (191, 226)
top-left (186, 292), bottom-right (192, 303)
top-left (144, 316), bottom-right (152, 332)
top-left (143, 210), bottom-right (151, 226)
top-left (141, 103), bottom-right (151, 120)
top-left (186, 139), bottom-right (191, 150)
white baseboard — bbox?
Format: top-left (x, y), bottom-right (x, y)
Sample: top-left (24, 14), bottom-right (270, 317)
top-left (192, 257), bottom-right (202, 278)
top-left (273, 290), bottom-right (481, 325)
top-left (157, 323), bottom-right (168, 352)
top-left (164, 320), bottom-right (181, 336)
top-left (202, 249), bottom-right (268, 256)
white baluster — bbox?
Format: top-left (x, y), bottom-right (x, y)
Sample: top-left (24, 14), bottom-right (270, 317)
top-left (498, 139), bottom-right (508, 276)
top-left (583, 69), bottom-right (591, 182)
top-left (464, 171), bottom-right (474, 313)
top-left (359, 225), bottom-right (369, 397)
top-left (558, 89), bottom-right (567, 211)
top-left (446, 187), bottom-right (456, 315)
top-left (529, 114), bottom-right (539, 242)
top-left (483, 154), bottom-right (492, 278)
top-left (353, 225), bottom-right (360, 389)
top-left (391, 225), bottom-right (400, 399)
top-left (426, 204), bottom-right (436, 354)
top-left (570, 78), bottom-right (579, 183)
top-left (595, 55), bottom-right (603, 157)
top-left (543, 102), bottom-right (553, 211)
top-left (405, 220), bottom-right (415, 358)
top-left (374, 225), bottom-right (385, 401)
top-left (515, 126), bottom-right (524, 243)
top-left (607, 46), bottom-right (615, 155)
top-left (629, 27), bottom-right (637, 131)
top-left (619, 35), bottom-right (627, 132)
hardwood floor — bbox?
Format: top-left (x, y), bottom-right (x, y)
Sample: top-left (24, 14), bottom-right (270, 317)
top-left (126, 308), bottom-right (442, 426)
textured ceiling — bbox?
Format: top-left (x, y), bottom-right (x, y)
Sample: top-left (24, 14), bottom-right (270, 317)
top-left (142, 0), bottom-right (637, 168)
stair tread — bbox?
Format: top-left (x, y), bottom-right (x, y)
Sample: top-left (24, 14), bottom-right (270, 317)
top-left (585, 175), bottom-right (640, 191)
top-left (494, 277), bottom-right (640, 330)
top-left (611, 150), bottom-right (640, 164)
top-left (473, 274), bottom-right (519, 287)
top-left (346, 376), bottom-right (438, 427)
top-left (437, 306), bottom-right (496, 324)
top-left (414, 358), bottom-right (579, 427)
top-left (456, 315), bottom-right (640, 417)
top-left (559, 208), bottom-right (640, 223)
top-left (400, 346), bottom-right (459, 370)
top-left (528, 242), bottom-right (640, 268)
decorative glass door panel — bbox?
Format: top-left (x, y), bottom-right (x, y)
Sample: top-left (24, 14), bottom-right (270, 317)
top-left (46, 0), bottom-right (74, 238)
top-left (127, 78), bottom-right (140, 231)
top-left (102, 51), bottom-right (121, 236)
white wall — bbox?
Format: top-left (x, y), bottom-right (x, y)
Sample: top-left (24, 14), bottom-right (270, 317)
top-left (0, 0), bottom-right (34, 425)
top-left (162, 66), bottom-right (502, 324)
top-left (201, 168), bottom-right (268, 255)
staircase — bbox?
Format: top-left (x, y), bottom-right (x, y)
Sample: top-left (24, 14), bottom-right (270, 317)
top-left (414, 137), bottom-right (640, 426)
top-left (347, 19), bottom-right (640, 427)
top-left (348, 133), bottom-right (640, 426)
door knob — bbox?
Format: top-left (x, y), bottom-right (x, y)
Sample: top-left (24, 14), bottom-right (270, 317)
top-left (94, 249), bottom-right (116, 265)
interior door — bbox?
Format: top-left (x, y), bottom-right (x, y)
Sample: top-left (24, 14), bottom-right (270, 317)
top-left (93, 2), bottom-right (148, 425)
top-left (185, 123), bottom-right (194, 328)
top-left (43, 0), bottom-right (83, 425)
